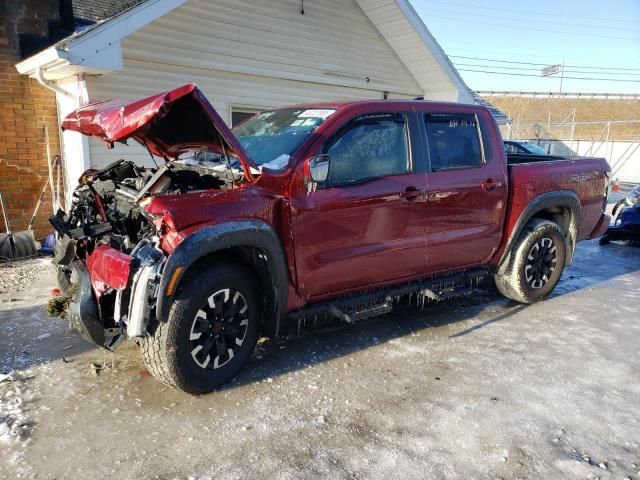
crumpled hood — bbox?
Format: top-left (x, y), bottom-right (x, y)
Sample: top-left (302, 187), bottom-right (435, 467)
top-left (61, 83), bottom-right (255, 181)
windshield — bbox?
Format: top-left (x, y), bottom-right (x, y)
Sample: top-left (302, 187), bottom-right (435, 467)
top-left (522, 142), bottom-right (548, 155)
top-left (232, 108), bottom-right (336, 168)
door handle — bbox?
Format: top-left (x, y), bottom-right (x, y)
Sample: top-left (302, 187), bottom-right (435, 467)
top-left (481, 179), bottom-right (504, 191)
top-left (399, 187), bottom-right (424, 201)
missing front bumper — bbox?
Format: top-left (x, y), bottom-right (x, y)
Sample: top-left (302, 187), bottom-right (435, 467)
top-left (66, 261), bottom-right (105, 347)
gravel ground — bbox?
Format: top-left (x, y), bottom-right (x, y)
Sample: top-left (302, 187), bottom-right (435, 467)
top-left (0, 229), bottom-right (639, 479)
top-left (0, 259), bottom-right (56, 297)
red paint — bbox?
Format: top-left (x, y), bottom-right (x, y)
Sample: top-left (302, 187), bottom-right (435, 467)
top-left (491, 157), bottom-right (610, 264)
top-left (86, 245), bottom-right (133, 292)
top-left (587, 213), bottom-right (611, 240)
top-left (66, 87), bottom-right (610, 312)
top-left (93, 190), bottom-right (108, 222)
top-left (415, 105), bottom-right (508, 273)
top-left (61, 84), bottom-right (255, 181)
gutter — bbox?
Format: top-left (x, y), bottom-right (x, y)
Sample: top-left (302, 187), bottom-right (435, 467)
top-left (35, 66), bottom-right (74, 98)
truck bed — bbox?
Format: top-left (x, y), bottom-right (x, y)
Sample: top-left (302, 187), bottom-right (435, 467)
top-left (504, 155), bottom-right (609, 244)
top-left (507, 153), bottom-right (578, 165)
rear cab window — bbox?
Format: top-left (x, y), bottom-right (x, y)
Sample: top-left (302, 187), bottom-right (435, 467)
top-left (423, 112), bottom-right (486, 171)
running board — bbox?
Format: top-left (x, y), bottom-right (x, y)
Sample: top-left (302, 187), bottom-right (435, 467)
top-left (422, 285), bottom-right (474, 301)
top-left (325, 297), bottom-right (394, 324)
top-left (288, 269), bottom-right (489, 325)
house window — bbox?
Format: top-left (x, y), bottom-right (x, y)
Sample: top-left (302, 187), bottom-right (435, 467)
top-left (231, 109), bottom-right (260, 127)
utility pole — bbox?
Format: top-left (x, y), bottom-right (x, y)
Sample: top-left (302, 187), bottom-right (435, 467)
top-left (559, 60), bottom-right (564, 94)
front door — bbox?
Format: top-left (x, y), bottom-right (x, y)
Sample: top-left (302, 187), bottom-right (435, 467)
top-left (290, 111), bottom-right (429, 298)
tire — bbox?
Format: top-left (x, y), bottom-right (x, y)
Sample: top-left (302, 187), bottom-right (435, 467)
top-left (140, 262), bottom-right (260, 394)
top-left (494, 219), bottom-right (567, 304)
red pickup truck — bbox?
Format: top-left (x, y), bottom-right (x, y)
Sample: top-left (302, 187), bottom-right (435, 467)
top-left (50, 84), bottom-right (610, 393)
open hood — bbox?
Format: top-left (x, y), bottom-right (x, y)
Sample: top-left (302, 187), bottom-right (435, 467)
top-left (61, 84), bottom-right (256, 181)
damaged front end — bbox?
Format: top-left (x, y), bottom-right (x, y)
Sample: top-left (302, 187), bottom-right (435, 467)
top-left (48, 84), bottom-right (257, 350)
top-left (49, 151), bottom-right (248, 348)
top-left (49, 162), bottom-right (168, 349)
top-left (50, 243), bottom-right (165, 350)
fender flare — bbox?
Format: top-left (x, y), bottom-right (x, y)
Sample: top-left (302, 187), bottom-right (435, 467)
top-left (156, 220), bottom-right (289, 337)
top-left (497, 190), bottom-right (581, 274)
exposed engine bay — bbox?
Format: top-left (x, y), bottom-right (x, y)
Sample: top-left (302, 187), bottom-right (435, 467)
top-left (51, 152), bottom-right (242, 254)
top-left (48, 153), bottom-right (246, 349)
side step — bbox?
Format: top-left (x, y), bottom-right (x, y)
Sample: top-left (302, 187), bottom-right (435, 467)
top-left (422, 285), bottom-right (474, 301)
top-left (334, 296), bottom-right (394, 324)
top-left (288, 268), bottom-right (489, 325)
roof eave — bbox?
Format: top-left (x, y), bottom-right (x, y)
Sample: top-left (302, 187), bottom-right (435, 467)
top-left (393, 0), bottom-right (474, 104)
top-left (15, 0), bottom-right (187, 81)
top-left (15, 46), bottom-right (69, 76)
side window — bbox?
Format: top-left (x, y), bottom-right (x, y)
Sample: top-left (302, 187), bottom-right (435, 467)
top-left (324, 113), bottom-right (409, 186)
top-left (231, 108), bottom-right (261, 127)
top-left (424, 113), bottom-right (483, 171)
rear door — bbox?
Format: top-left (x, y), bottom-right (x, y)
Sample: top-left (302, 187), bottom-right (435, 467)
top-left (418, 107), bottom-right (508, 273)
top-left (289, 109), bottom-right (429, 298)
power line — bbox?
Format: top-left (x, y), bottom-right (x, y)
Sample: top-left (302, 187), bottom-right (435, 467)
top-left (450, 55), bottom-right (640, 72)
top-left (445, 45), bottom-right (614, 62)
top-left (453, 62), bottom-right (640, 77)
top-left (451, 55), bottom-right (548, 67)
top-left (427, 5), bottom-right (640, 33)
top-left (426, 13), bottom-right (639, 42)
top-left (456, 68), bottom-right (640, 83)
top-left (420, 0), bottom-right (640, 25)
top-left (565, 63), bottom-right (640, 71)
top-left (455, 62), bottom-right (553, 71)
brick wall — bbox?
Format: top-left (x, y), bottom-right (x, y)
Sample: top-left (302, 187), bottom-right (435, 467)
top-left (0, 0), bottom-right (62, 240)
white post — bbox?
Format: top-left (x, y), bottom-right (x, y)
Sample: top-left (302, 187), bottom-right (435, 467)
top-left (547, 112), bottom-right (551, 132)
top-left (54, 75), bottom-right (91, 210)
top-left (569, 109), bottom-right (576, 152)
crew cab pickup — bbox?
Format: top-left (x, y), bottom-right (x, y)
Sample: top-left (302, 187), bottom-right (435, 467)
top-left (50, 84), bottom-right (611, 393)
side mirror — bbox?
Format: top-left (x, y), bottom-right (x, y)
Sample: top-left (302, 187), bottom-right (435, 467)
top-left (307, 154), bottom-right (330, 183)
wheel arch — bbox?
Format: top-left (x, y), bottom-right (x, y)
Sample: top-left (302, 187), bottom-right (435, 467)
top-left (156, 220), bottom-right (289, 337)
top-left (497, 190), bottom-right (581, 275)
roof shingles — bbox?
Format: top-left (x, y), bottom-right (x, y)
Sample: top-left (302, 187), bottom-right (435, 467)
top-left (72, 0), bottom-right (146, 23)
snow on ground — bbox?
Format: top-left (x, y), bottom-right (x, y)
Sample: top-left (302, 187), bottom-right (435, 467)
top-left (0, 259), bottom-right (56, 296)
top-left (0, 237), bottom-right (639, 479)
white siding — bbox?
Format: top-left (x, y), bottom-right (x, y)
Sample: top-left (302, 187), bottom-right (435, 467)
top-left (356, 0), bottom-right (464, 102)
top-left (86, 0), bottom-right (425, 168)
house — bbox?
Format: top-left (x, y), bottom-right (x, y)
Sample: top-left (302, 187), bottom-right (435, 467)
top-left (0, 0), bottom-right (138, 237)
top-left (12, 0), bottom-right (476, 212)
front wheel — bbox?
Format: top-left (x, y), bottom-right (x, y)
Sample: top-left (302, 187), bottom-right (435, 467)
top-left (140, 263), bottom-right (260, 394)
top-left (494, 219), bottom-right (567, 304)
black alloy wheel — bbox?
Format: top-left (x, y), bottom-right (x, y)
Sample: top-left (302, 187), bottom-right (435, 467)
top-left (524, 237), bottom-right (558, 289)
top-left (189, 288), bottom-right (250, 370)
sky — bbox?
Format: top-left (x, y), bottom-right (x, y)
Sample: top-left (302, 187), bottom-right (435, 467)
top-left (411, 0), bottom-right (640, 94)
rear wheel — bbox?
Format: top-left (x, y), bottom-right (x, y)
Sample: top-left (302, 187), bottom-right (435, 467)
top-left (494, 219), bottom-right (567, 304)
top-left (140, 263), bottom-right (260, 394)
